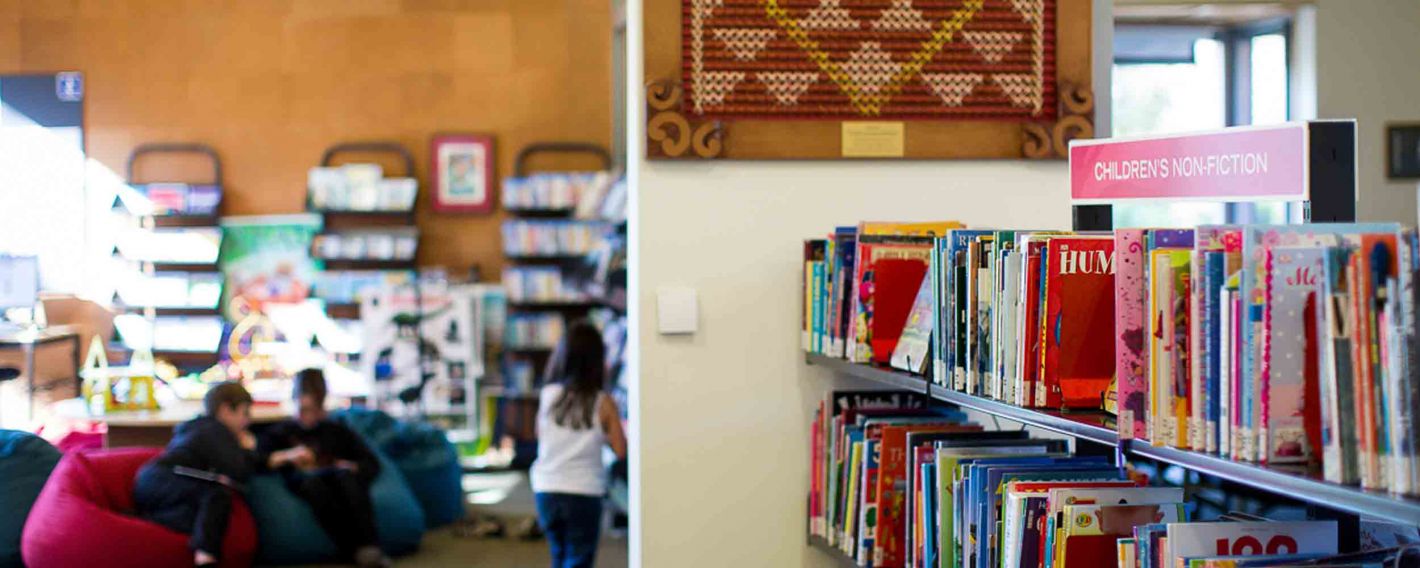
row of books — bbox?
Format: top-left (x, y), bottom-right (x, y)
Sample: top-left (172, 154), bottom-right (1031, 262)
top-left (115, 227), bottom-right (222, 263)
top-left (311, 270), bottom-right (413, 305)
top-left (501, 220), bottom-right (613, 257)
top-left (307, 164), bottom-right (418, 213)
top-left (506, 312), bottom-right (565, 350)
top-left (115, 183), bottom-right (221, 216)
top-left (808, 389), bottom-right (1417, 568)
top-left (502, 266), bottom-right (592, 303)
top-left (114, 271), bottom-right (222, 309)
top-left (311, 229), bottom-right (419, 262)
top-left (802, 221), bottom-right (1420, 497)
top-left (502, 171), bottom-right (614, 213)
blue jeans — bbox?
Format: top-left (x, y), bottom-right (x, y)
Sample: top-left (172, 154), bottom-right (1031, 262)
top-left (534, 492), bottom-right (603, 568)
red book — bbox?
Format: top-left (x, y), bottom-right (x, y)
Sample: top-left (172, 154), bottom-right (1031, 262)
top-left (851, 236), bottom-right (933, 364)
top-left (1021, 237), bottom-right (1049, 407)
top-left (1041, 237), bottom-right (1117, 409)
top-left (870, 260), bottom-right (929, 364)
top-left (873, 423), bottom-right (980, 568)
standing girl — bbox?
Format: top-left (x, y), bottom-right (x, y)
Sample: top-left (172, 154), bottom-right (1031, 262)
top-left (530, 321), bottom-right (628, 568)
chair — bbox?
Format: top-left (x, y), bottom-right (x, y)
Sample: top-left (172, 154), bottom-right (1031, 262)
top-left (0, 430), bottom-right (61, 568)
top-left (21, 448), bottom-right (257, 568)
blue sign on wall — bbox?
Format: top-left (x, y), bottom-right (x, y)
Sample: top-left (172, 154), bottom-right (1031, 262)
top-left (55, 72), bottom-right (83, 102)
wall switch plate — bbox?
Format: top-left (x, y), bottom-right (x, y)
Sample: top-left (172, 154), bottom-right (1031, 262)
top-left (656, 287), bottom-right (698, 335)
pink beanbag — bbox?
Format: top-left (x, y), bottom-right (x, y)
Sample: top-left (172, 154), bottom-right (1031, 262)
top-left (21, 448), bottom-right (257, 568)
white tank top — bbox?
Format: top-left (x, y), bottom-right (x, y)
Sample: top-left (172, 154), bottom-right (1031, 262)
top-left (530, 383), bottom-right (608, 496)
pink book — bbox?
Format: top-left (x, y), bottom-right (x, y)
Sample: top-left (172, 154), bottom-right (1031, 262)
top-left (1114, 229), bottom-right (1149, 440)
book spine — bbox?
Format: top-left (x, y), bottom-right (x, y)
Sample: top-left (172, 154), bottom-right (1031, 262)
top-left (1219, 285), bottom-right (1234, 458)
top-left (1190, 248), bottom-right (1206, 451)
top-left (1259, 248), bottom-right (1275, 464)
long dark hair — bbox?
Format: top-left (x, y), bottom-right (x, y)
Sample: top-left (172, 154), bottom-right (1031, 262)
top-left (547, 320), bottom-right (605, 430)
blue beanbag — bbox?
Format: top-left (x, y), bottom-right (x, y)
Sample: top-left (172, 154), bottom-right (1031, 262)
top-left (334, 409), bottom-right (466, 528)
top-left (386, 422), bottom-right (465, 528)
top-left (247, 452), bottom-right (425, 564)
top-left (0, 430), bottom-right (61, 568)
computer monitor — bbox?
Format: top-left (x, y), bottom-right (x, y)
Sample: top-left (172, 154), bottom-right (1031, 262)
top-left (0, 255), bottom-right (39, 311)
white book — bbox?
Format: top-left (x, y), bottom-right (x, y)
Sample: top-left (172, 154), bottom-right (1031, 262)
top-left (1165, 521), bottom-right (1337, 567)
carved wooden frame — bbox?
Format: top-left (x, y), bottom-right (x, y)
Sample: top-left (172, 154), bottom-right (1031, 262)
top-left (643, 0), bottom-right (1093, 160)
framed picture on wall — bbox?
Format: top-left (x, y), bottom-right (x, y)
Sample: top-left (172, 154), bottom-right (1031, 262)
top-left (431, 134), bottom-right (496, 213)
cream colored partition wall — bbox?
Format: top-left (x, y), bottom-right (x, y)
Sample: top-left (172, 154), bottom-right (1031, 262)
top-left (626, 1), bottom-right (1111, 565)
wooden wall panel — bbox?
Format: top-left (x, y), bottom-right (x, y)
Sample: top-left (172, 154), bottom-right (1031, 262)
top-left (0, 0), bottom-right (613, 277)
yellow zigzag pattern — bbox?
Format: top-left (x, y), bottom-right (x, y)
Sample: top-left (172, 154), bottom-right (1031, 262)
top-left (762, 0), bottom-right (983, 116)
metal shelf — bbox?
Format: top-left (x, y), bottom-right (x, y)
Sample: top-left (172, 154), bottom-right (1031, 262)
top-left (805, 354), bottom-right (932, 395)
top-left (507, 300), bottom-right (600, 310)
top-left (807, 535), bottom-right (862, 568)
top-left (806, 352), bottom-right (1420, 526)
top-left (318, 258), bottom-right (416, 271)
top-left (929, 383), bottom-right (1119, 447)
top-left (119, 305), bottom-right (222, 317)
top-left (1129, 442), bottom-right (1420, 525)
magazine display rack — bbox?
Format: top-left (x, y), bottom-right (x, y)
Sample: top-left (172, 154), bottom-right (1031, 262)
top-left (309, 141), bottom-right (420, 321)
top-left (805, 122), bottom-right (1420, 565)
top-left (113, 143), bottom-right (226, 371)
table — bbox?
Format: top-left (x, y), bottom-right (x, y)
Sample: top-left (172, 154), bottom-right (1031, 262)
top-left (50, 398), bottom-right (290, 448)
top-left (0, 325), bottom-right (81, 423)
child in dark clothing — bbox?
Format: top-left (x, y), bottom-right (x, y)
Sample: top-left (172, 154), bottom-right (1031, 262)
top-left (258, 369), bottom-right (389, 568)
top-left (133, 381), bottom-right (297, 567)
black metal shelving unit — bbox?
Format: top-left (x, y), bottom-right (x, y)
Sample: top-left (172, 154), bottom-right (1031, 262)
top-left (113, 143), bottom-right (227, 372)
top-left (805, 353), bottom-right (1420, 527)
top-left (309, 141), bottom-right (421, 322)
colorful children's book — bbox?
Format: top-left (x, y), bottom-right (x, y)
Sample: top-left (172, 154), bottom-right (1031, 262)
top-left (1163, 521), bottom-right (1338, 568)
top-left (892, 272), bottom-right (936, 374)
top-left (1115, 229), bottom-right (1150, 439)
top-left (1040, 236), bottom-right (1117, 409)
top-left (1149, 248), bottom-right (1193, 449)
top-left (1260, 246), bottom-right (1328, 464)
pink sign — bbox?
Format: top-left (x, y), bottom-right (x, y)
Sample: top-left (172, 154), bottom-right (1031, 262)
top-left (1070, 124), bottom-right (1308, 203)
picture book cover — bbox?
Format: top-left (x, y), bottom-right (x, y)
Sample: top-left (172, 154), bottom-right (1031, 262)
top-left (1042, 237), bottom-right (1117, 409)
top-left (850, 235), bottom-right (933, 364)
top-left (1059, 503), bottom-right (1187, 568)
top-left (1149, 248), bottom-right (1192, 449)
top-left (1164, 521), bottom-right (1338, 568)
top-left (891, 272), bottom-right (935, 374)
top-left (1115, 229), bottom-right (1149, 439)
top-left (1261, 246), bottom-right (1328, 465)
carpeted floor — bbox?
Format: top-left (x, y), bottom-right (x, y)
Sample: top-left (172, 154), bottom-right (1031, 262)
top-left (283, 471), bottom-right (628, 568)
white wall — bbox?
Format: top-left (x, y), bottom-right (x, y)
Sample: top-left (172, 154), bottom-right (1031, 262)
top-left (1313, 0), bottom-right (1420, 224)
top-left (626, 1), bottom-right (1110, 565)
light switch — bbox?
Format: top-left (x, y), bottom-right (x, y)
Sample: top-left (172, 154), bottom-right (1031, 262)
top-left (656, 287), bottom-right (698, 335)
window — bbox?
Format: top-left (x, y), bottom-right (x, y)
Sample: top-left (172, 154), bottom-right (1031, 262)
top-left (1111, 17), bottom-right (1298, 228)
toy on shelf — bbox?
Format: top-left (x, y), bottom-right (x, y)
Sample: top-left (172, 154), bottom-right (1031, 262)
top-left (80, 336), bottom-right (160, 414)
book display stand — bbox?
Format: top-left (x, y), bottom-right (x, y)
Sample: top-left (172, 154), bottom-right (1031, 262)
top-left (805, 122), bottom-right (1420, 567)
top-left (308, 141), bottom-right (421, 322)
top-left (494, 142), bottom-right (614, 468)
top-left (112, 143), bottom-right (226, 371)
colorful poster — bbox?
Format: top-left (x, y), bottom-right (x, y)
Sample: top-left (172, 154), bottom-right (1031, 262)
top-left (218, 214), bottom-right (321, 320)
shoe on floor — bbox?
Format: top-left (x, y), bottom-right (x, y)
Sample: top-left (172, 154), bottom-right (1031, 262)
top-left (354, 545), bottom-right (392, 568)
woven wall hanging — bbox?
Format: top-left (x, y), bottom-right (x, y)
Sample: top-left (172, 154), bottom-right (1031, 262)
top-left (644, 0), bottom-right (1094, 160)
